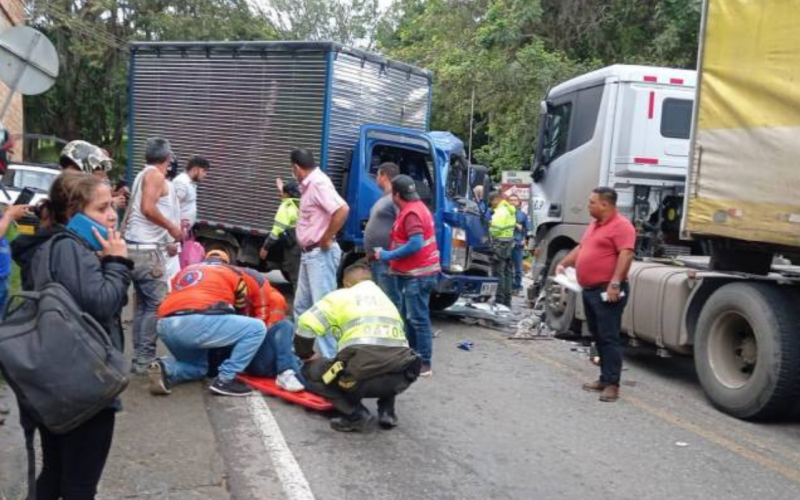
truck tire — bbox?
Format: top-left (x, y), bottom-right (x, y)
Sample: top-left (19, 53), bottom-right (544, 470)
top-left (430, 292), bottom-right (460, 311)
top-left (544, 249), bottom-right (580, 334)
top-left (694, 283), bottom-right (800, 420)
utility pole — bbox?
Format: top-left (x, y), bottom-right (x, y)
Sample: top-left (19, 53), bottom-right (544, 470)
top-left (468, 85), bottom-right (475, 164)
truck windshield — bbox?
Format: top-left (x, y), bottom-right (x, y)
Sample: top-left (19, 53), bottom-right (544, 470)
top-left (370, 143), bottom-right (436, 210)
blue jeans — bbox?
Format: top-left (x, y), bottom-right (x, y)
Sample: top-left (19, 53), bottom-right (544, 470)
top-left (0, 275), bottom-right (9, 318)
top-left (157, 314), bottom-right (267, 384)
top-left (129, 248), bottom-right (168, 368)
top-left (246, 320), bottom-right (303, 379)
top-left (371, 260), bottom-right (401, 307)
top-left (294, 243), bottom-right (341, 359)
top-left (512, 245), bottom-right (524, 291)
top-left (396, 274), bottom-right (437, 366)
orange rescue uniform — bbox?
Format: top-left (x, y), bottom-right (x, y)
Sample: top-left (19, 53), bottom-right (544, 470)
top-left (158, 262), bottom-right (248, 318)
top-left (240, 268), bottom-right (289, 326)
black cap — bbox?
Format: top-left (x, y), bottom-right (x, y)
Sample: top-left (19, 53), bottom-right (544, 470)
top-left (391, 174), bottom-right (420, 201)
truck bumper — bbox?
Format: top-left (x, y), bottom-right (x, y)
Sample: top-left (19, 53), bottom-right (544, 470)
top-left (436, 273), bottom-right (498, 296)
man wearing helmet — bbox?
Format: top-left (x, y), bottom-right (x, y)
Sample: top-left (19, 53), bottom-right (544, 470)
top-left (59, 140), bottom-right (127, 210)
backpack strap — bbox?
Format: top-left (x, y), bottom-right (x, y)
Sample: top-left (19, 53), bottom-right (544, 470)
top-left (33, 232), bottom-right (77, 291)
top-left (23, 421), bottom-right (37, 500)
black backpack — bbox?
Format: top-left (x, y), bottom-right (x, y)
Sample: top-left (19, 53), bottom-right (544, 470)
top-left (0, 233), bottom-right (130, 497)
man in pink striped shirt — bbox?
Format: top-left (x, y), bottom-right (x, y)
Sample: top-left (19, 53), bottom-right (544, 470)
top-left (290, 148), bottom-right (349, 358)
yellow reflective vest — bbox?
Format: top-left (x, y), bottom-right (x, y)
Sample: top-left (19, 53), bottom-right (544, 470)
top-left (490, 199), bottom-right (516, 241)
top-left (296, 281), bottom-right (408, 352)
top-left (271, 198), bottom-right (299, 238)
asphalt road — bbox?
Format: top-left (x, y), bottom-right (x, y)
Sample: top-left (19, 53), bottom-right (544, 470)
top-left (213, 316), bottom-right (800, 500)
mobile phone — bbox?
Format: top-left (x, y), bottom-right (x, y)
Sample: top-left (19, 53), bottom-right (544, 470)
top-left (66, 213), bottom-right (109, 251)
top-left (14, 187), bottom-right (35, 206)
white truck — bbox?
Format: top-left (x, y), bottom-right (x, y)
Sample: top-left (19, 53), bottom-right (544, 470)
top-left (529, 64), bottom-right (697, 332)
top-left (530, 0), bottom-right (800, 421)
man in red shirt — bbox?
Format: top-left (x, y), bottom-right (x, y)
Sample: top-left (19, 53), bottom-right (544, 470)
top-left (375, 175), bottom-right (440, 377)
top-left (556, 187), bottom-right (635, 402)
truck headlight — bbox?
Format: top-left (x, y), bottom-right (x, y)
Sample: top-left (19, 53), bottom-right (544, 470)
top-left (450, 228), bottom-right (467, 273)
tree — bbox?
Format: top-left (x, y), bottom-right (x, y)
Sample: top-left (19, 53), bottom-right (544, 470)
top-left (24, 0), bottom-right (277, 168)
top-left (252, 0), bottom-right (382, 48)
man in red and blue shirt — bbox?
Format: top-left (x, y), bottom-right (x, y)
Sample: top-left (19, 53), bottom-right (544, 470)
top-left (375, 175), bottom-right (440, 377)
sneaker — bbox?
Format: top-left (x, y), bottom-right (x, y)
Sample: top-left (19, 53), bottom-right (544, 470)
top-left (209, 377), bottom-right (253, 397)
top-left (419, 364), bottom-right (433, 377)
top-left (148, 360), bottom-right (171, 395)
top-left (276, 370), bottom-right (305, 393)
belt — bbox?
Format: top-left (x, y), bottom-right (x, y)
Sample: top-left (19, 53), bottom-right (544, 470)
top-left (301, 240), bottom-right (336, 253)
top-left (126, 242), bottom-right (159, 250)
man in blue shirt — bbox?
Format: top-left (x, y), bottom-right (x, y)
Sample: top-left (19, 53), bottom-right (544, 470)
top-left (508, 194), bottom-right (530, 294)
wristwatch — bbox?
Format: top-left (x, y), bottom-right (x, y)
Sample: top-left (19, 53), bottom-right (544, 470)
top-left (610, 281), bottom-right (621, 290)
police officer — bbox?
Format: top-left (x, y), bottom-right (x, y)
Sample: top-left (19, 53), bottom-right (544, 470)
top-left (260, 178), bottom-right (301, 290)
top-left (298, 264), bottom-right (421, 433)
top-left (489, 192), bottom-right (516, 307)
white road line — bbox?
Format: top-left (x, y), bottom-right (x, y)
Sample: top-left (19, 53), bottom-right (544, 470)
top-left (247, 396), bottom-right (316, 500)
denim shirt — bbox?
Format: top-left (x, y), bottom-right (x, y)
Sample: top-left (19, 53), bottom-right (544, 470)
top-left (513, 208), bottom-right (530, 246)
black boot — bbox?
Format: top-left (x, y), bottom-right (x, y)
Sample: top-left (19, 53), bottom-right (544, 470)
top-left (330, 406), bottom-right (373, 433)
top-left (377, 397), bottom-right (398, 429)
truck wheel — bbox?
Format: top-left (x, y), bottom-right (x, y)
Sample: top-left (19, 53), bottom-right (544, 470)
top-left (694, 283), bottom-right (800, 420)
top-left (544, 249), bottom-right (580, 334)
top-left (430, 292), bottom-right (460, 311)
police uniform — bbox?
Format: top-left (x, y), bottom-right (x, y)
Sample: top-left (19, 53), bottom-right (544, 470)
top-left (298, 280), bottom-right (421, 430)
top-left (490, 199), bottom-right (517, 306)
top-left (262, 197), bottom-right (301, 289)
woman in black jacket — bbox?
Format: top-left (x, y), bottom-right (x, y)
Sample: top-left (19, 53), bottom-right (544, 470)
top-left (13, 171), bottom-right (132, 500)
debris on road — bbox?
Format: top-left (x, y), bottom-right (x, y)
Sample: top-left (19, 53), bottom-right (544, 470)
top-left (675, 441), bottom-right (689, 447)
top-left (457, 340), bottom-right (474, 351)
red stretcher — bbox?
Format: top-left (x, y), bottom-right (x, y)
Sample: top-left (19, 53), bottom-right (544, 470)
top-left (237, 374), bottom-right (334, 411)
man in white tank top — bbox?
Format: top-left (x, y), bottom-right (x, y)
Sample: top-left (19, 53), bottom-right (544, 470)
top-left (125, 137), bottom-right (183, 374)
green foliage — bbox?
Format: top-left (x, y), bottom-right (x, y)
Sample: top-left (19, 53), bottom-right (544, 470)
top-left (24, 0), bottom-right (279, 170)
top-left (378, 0), bottom-right (701, 178)
top-left (24, 0), bottom-right (701, 180)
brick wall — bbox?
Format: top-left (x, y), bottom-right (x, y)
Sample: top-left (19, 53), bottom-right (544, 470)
top-left (0, 0), bottom-right (26, 161)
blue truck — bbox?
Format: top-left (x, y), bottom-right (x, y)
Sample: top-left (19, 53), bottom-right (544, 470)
top-left (127, 41), bottom-right (497, 309)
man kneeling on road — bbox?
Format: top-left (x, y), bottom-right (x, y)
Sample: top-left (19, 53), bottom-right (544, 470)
top-left (149, 250), bottom-right (266, 397)
top-left (298, 264), bottom-right (421, 432)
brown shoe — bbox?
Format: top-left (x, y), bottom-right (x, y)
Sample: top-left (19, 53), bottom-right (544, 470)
top-left (582, 380), bottom-right (607, 392)
top-left (599, 384), bottom-right (620, 402)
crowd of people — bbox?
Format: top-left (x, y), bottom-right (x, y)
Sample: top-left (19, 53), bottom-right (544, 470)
top-left (0, 132), bottom-right (635, 498)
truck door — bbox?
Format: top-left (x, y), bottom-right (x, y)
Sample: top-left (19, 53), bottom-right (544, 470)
top-left (342, 125), bottom-right (436, 247)
top-left (612, 79), bottom-right (695, 185)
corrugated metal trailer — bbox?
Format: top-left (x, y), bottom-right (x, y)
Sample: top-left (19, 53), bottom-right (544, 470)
top-left (127, 41), bottom-right (432, 235)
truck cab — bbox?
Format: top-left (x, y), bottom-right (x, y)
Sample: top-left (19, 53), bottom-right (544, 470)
top-left (528, 65), bottom-right (696, 332)
top-left (340, 124), bottom-right (496, 309)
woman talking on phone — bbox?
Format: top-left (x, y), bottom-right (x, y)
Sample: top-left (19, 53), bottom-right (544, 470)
top-left (12, 170), bottom-right (132, 499)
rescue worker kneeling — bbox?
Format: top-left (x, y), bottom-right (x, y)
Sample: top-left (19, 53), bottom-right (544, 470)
top-left (298, 264), bottom-right (421, 432)
top-left (148, 250), bottom-right (267, 397)
top-left (207, 267), bottom-right (305, 392)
